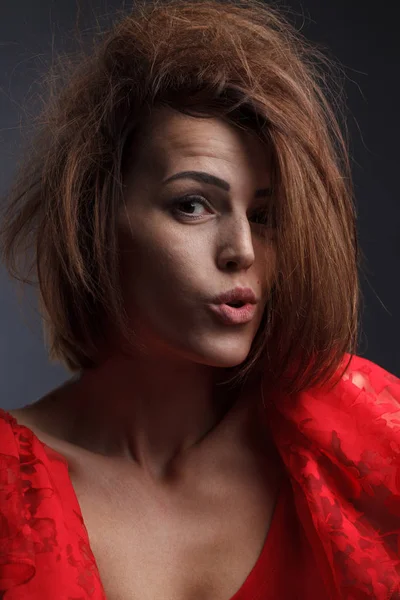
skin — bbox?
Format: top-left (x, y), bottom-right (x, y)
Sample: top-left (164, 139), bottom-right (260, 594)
top-left (12, 105), bottom-right (277, 485)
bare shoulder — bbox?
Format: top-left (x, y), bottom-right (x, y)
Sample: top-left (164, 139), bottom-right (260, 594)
top-left (8, 389), bottom-right (64, 436)
top-left (7, 405), bottom-right (48, 437)
top-left (9, 383), bottom-right (74, 433)
top-left (6, 380), bottom-right (86, 459)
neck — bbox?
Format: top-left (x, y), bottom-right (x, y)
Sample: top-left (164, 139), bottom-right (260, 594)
top-left (53, 352), bottom-right (262, 481)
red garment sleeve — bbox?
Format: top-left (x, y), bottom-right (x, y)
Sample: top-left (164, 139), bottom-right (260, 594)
top-left (0, 409), bottom-right (106, 599)
top-left (266, 353), bottom-right (400, 599)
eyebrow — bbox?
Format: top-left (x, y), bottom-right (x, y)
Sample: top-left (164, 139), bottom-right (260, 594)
top-left (163, 170), bottom-right (272, 198)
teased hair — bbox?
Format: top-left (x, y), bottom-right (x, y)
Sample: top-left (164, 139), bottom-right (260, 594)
top-left (0, 0), bottom-right (361, 394)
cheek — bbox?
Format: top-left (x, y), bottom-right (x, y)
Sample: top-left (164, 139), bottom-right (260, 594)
top-left (118, 235), bottom-right (199, 318)
top-left (122, 217), bottom-right (208, 283)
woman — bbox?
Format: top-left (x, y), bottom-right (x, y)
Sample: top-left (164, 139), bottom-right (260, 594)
top-left (0, 0), bottom-right (399, 598)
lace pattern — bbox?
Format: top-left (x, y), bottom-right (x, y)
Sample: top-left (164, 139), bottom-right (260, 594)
top-left (266, 353), bottom-right (400, 599)
top-left (0, 410), bottom-right (106, 599)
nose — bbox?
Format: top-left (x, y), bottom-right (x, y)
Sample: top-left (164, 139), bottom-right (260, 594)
top-left (216, 215), bottom-right (256, 272)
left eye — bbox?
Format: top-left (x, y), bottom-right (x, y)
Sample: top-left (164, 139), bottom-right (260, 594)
top-left (250, 211), bottom-right (268, 225)
top-left (251, 206), bottom-right (277, 228)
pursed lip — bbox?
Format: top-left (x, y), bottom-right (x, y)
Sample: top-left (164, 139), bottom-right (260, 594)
top-left (207, 302), bottom-right (257, 325)
top-left (210, 286), bottom-right (258, 306)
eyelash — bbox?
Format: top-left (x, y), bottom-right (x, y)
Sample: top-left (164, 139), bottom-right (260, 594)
top-left (171, 194), bottom-right (272, 226)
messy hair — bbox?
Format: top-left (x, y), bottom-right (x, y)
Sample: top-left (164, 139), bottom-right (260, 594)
top-left (0, 0), bottom-right (361, 394)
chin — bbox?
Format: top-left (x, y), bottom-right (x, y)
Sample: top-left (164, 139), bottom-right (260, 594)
top-left (177, 328), bottom-right (256, 369)
top-left (194, 346), bottom-right (253, 369)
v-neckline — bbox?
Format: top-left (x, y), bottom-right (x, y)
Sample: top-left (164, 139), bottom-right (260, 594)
top-left (3, 406), bottom-right (287, 600)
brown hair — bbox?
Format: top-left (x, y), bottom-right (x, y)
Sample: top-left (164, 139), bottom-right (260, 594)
top-left (0, 0), bottom-right (361, 394)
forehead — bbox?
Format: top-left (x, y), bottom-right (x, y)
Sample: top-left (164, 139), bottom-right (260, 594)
top-left (135, 106), bottom-right (271, 179)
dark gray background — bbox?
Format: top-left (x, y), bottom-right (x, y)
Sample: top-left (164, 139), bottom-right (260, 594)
top-left (1, 1), bottom-right (399, 409)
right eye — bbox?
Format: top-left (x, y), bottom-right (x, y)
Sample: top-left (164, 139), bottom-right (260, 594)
top-left (171, 195), bottom-right (214, 220)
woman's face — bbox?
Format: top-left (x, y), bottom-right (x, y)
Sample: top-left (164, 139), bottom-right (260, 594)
top-left (117, 106), bottom-right (276, 368)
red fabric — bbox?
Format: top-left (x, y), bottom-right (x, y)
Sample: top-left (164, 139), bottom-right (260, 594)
top-left (0, 352), bottom-right (399, 598)
top-left (265, 353), bottom-right (400, 599)
top-left (0, 411), bottom-right (105, 599)
top-left (230, 472), bottom-right (327, 599)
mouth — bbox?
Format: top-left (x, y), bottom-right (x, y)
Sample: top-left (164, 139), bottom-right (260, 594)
top-left (208, 301), bottom-right (256, 325)
top-left (211, 286), bottom-right (258, 306)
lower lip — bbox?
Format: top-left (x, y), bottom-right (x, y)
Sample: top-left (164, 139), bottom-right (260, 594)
top-left (208, 303), bottom-right (256, 325)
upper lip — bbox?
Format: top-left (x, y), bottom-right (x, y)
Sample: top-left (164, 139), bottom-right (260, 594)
top-left (211, 286), bottom-right (258, 305)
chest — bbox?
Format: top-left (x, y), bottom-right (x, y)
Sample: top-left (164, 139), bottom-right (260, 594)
top-left (70, 456), bottom-right (279, 600)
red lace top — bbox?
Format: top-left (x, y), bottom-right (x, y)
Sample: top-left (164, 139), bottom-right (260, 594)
top-left (1, 352), bottom-right (400, 599)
